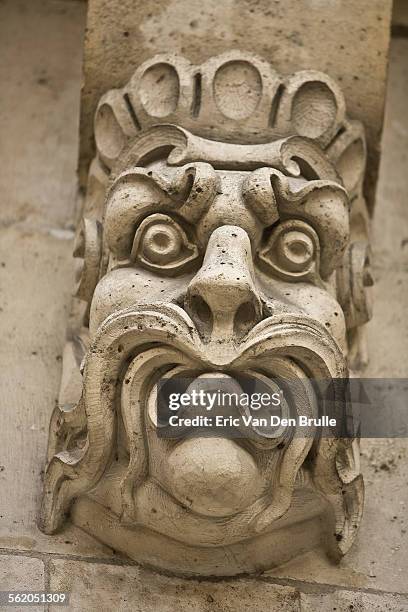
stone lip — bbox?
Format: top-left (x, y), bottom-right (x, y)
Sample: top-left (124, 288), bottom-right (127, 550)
top-left (91, 302), bottom-right (348, 376)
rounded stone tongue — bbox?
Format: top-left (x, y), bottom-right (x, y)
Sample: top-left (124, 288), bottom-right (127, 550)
top-left (183, 372), bottom-right (244, 416)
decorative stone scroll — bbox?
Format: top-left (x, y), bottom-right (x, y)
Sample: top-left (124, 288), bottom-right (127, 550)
top-left (40, 52), bottom-right (372, 576)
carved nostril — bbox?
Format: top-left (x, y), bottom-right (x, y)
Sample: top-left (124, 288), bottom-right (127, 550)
top-left (234, 300), bottom-right (259, 338)
top-left (186, 294), bottom-right (213, 338)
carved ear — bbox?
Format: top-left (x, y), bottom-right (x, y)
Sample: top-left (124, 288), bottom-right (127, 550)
top-left (312, 436), bottom-right (364, 558)
top-left (73, 217), bottom-right (103, 304)
top-left (337, 241), bottom-right (374, 329)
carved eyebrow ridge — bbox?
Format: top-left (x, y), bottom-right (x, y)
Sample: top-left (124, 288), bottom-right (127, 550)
top-left (104, 163), bottom-right (219, 258)
top-left (242, 168), bottom-right (350, 279)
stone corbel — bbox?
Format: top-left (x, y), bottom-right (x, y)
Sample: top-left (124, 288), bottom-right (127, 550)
top-left (40, 51), bottom-right (373, 576)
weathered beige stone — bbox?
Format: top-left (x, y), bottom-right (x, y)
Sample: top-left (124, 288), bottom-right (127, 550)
top-left (79, 0), bottom-right (392, 212)
top-left (366, 38), bottom-right (408, 378)
top-left (393, 0), bottom-right (408, 29)
top-left (49, 559), bottom-right (300, 612)
top-left (267, 39), bottom-right (408, 594)
top-left (0, 0), bottom-right (408, 610)
top-left (0, 555), bottom-right (44, 612)
top-left (0, 0), bottom-right (407, 607)
top-left (0, 0), bottom-right (85, 229)
top-left (41, 50), bottom-right (373, 575)
top-left (0, 0), bottom-right (113, 561)
top-left (0, 227), bottom-right (116, 560)
top-left (267, 437), bottom-right (408, 594)
top-left (300, 590), bottom-right (408, 612)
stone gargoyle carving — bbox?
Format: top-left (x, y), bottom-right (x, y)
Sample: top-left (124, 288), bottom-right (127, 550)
top-left (40, 52), bottom-right (373, 576)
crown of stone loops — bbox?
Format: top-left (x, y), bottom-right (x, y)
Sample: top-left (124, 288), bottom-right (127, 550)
top-left (94, 51), bottom-right (366, 197)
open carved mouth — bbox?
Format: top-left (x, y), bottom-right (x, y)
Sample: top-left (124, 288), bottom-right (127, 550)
top-left (129, 364), bottom-right (318, 533)
top-left (147, 369), bottom-right (296, 442)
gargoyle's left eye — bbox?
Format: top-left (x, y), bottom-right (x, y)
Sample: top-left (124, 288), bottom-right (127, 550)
top-left (131, 213), bottom-right (198, 275)
top-left (258, 219), bottom-right (320, 282)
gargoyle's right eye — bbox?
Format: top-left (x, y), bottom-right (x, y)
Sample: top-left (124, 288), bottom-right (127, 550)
top-left (131, 213), bottom-right (198, 275)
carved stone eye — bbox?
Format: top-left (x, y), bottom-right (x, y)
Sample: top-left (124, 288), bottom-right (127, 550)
top-left (259, 220), bottom-right (320, 281)
top-left (131, 213), bottom-right (198, 275)
top-left (142, 223), bottom-right (182, 264)
top-left (280, 230), bottom-right (314, 271)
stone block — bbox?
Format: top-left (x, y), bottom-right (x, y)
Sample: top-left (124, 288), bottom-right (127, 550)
top-left (0, 227), bottom-right (113, 560)
top-left (0, 0), bottom-right (113, 561)
top-left (0, 0), bottom-right (86, 229)
top-left (393, 0), bottom-right (408, 29)
top-left (0, 555), bottom-right (44, 612)
top-left (49, 559), bottom-right (300, 612)
top-left (300, 590), bottom-right (408, 611)
top-left (265, 37), bottom-right (408, 595)
top-left (79, 0), bottom-right (392, 211)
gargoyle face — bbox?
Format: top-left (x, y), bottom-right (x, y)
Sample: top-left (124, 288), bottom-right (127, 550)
top-left (42, 52), bottom-right (372, 573)
top-left (91, 163), bottom-right (349, 351)
top-left (78, 153), bottom-right (355, 546)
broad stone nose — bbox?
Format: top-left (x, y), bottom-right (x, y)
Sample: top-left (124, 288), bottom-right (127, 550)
top-left (185, 226), bottom-right (262, 341)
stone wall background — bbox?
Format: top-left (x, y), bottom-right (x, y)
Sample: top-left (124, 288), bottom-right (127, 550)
top-left (0, 0), bottom-right (407, 610)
